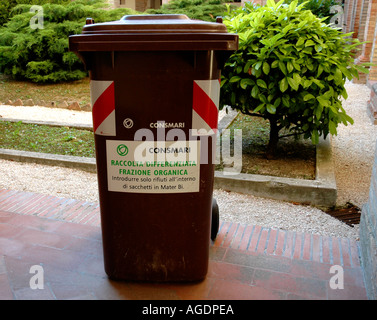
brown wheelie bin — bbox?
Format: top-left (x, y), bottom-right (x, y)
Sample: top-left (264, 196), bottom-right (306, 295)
top-left (69, 14), bottom-right (238, 281)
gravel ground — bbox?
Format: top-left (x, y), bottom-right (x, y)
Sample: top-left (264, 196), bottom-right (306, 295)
top-left (0, 82), bottom-right (376, 240)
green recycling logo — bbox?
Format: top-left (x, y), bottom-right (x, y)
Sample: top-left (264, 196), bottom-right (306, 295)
top-left (117, 144), bottom-right (129, 156)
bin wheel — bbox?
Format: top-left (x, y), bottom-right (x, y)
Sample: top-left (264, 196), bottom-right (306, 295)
top-left (211, 198), bottom-right (220, 241)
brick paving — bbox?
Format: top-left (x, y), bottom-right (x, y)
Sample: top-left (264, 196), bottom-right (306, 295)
top-left (0, 189), bottom-right (368, 300)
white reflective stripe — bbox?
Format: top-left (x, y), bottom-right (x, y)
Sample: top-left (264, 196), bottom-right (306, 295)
top-left (95, 110), bottom-right (116, 136)
top-left (191, 110), bottom-right (215, 136)
top-left (194, 79), bottom-right (220, 109)
top-left (90, 80), bottom-right (113, 106)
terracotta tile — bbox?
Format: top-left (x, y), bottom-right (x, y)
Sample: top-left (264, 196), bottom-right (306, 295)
top-left (0, 255), bottom-right (6, 274)
top-left (229, 224), bottom-right (245, 250)
top-left (5, 214), bottom-right (64, 233)
top-left (322, 236), bottom-right (332, 264)
top-left (168, 277), bottom-right (215, 300)
top-left (256, 228), bottom-right (269, 254)
top-left (0, 238), bottom-right (26, 257)
top-left (0, 189), bottom-right (369, 300)
top-left (19, 244), bottom-right (82, 271)
top-left (293, 232), bottom-right (303, 260)
top-left (0, 211), bottom-right (16, 223)
top-left (49, 280), bottom-right (97, 300)
top-left (13, 287), bottom-right (56, 300)
top-left (266, 228), bottom-right (278, 255)
top-left (252, 268), bottom-right (327, 299)
top-left (55, 221), bottom-right (102, 241)
top-left (78, 207), bottom-right (101, 226)
top-left (207, 261), bottom-right (254, 284)
top-left (209, 246), bottom-right (227, 262)
top-left (222, 223), bottom-right (238, 248)
top-left (332, 238), bottom-right (342, 265)
top-left (289, 259), bottom-right (334, 280)
top-left (49, 200), bottom-right (87, 220)
top-left (4, 256), bottom-right (46, 295)
top-left (274, 229), bottom-right (286, 256)
top-left (248, 225), bottom-right (261, 252)
top-left (343, 267), bottom-right (367, 288)
top-left (340, 238), bottom-right (352, 267)
top-left (312, 234), bottom-right (322, 263)
top-left (124, 282), bottom-right (181, 300)
top-left (0, 274), bottom-right (14, 300)
top-left (208, 278), bottom-right (285, 300)
top-left (224, 248), bottom-right (292, 274)
top-left (65, 236), bottom-right (103, 257)
top-left (327, 283), bottom-right (367, 300)
top-left (77, 255), bottom-right (106, 277)
top-left (37, 197), bottom-right (73, 218)
top-left (302, 233), bottom-right (312, 261)
top-left (70, 203), bottom-right (99, 224)
top-left (2, 192), bottom-right (36, 212)
top-left (13, 228), bottom-right (74, 250)
top-left (14, 194), bottom-right (48, 215)
top-left (238, 225), bottom-right (253, 251)
top-left (213, 221), bottom-right (230, 247)
top-left (0, 222), bottom-right (24, 239)
top-left (283, 231), bottom-right (295, 259)
top-left (349, 240), bottom-right (361, 267)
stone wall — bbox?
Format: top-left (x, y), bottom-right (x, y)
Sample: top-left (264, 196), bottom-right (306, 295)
top-left (360, 140), bottom-right (377, 300)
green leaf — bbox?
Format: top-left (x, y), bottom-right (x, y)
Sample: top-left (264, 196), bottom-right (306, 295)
top-left (254, 103), bottom-right (265, 113)
top-left (271, 60), bottom-right (279, 68)
top-left (267, 104), bottom-right (276, 114)
top-left (279, 77), bottom-right (288, 92)
top-left (317, 96), bottom-right (330, 107)
top-left (311, 130), bottom-right (319, 144)
top-left (341, 89), bottom-right (348, 100)
top-left (303, 93), bottom-right (315, 101)
top-left (263, 61), bottom-right (270, 75)
top-left (243, 60), bottom-right (253, 73)
top-left (251, 85), bottom-right (259, 98)
top-left (230, 76), bottom-right (241, 83)
top-left (240, 78), bottom-right (254, 89)
top-left (255, 61), bottom-right (262, 70)
top-left (273, 97), bottom-right (281, 108)
top-left (305, 39), bottom-right (315, 47)
top-left (257, 79), bottom-right (267, 89)
top-left (317, 65), bottom-right (323, 77)
top-left (287, 61), bottom-right (294, 73)
top-left (278, 61), bottom-right (287, 75)
top-left (296, 37), bottom-right (305, 47)
top-left (287, 77), bottom-right (299, 91)
top-left (315, 105), bottom-right (323, 120)
top-left (334, 68), bottom-right (343, 84)
top-left (329, 120), bottom-right (337, 135)
top-left (354, 65), bottom-right (369, 74)
top-left (293, 73), bottom-right (301, 85)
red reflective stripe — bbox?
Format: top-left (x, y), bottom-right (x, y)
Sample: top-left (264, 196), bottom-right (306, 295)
top-left (92, 82), bottom-right (115, 133)
top-left (192, 81), bottom-right (219, 130)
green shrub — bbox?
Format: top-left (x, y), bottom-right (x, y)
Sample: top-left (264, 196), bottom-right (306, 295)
top-left (0, 0), bottom-right (71, 26)
top-left (285, 0), bottom-right (340, 23)
top-left (220, 0), bottom-right (368, 158)
top-left (0, 0), bottom-right (137, 83)
top-left (146, 0), bottom-right (234, 22)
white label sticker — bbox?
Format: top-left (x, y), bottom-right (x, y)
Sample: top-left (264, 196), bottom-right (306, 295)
top-left (106, 140), bottom-right (200, 193)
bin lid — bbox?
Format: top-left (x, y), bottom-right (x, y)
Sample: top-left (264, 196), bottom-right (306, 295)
top-left (69, 14), bottom-right (238, 52)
